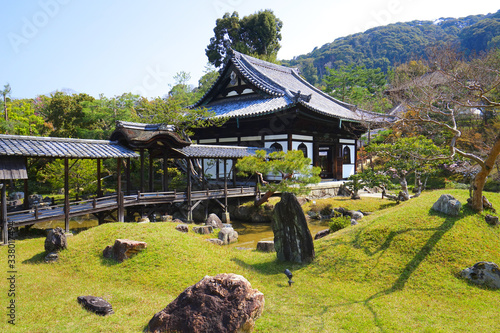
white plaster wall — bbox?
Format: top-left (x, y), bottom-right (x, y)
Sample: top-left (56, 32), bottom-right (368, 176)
top-left (342, 144), bottom-right (356, 179)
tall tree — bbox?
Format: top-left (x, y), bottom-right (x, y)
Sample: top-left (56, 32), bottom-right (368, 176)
top-left (2, 83), bottom-right (11, 122)
top-left (236, 150), bottom-right (320, 206)
top-left (206, 10), bottom-right (282, 67)
top-left (390, 47), bottom-right (500, 211)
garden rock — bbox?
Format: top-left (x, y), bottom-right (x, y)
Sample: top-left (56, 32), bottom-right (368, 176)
top-left (256, 241), bottom-right (275, 252)
top-left (485, 215), bottom-right (499, 226)
top-left (77, 296), bottom-right (114, 316)
top-left (314, 229), bottom-right (331, 240)
top-left (206, 238), bottom-right (224, 245)
top-left (218, 227), bottom-right (238, 245)
top-left (350, 211), bottom-right (364, 220)
top-left (351, 219), bottom-right (358, 226)
top-left (103, 239), bottom-right (147, 262)
top-left (147, 273), bottom-right (264, 333)
top-left (432, 194), bottom-right (461, 216)
top-left (192, 225), bottom-right (213, 235)
top-left (44, 227), bottom-right (67, 253)
top-left (161, 215), bottom-right (172, 222)
top-left (460, 261), bottom-right (500, 289)
top-left (175, 224), bottom-right (189, 233)
top-left (272, 192), bottom-right (315, 263)
top-left (44, 251), bottom-right (59, 263)
top-left (172, 218), bottom-right (185, 224)
top-left (138, 216), bottom-right (150, 223)
top-left (205, 213), bottom-right (223, 229)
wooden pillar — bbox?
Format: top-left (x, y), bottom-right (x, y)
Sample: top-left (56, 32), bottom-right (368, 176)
top-left (287, 133), bottom-right (293, 151)
top-left (187, 158), bottom-right (192, 223)
top-left (149, 151), bottom-right (154, 192)
top-left (126, 158), bottom-right (131, 195)
top-left (117, 158), bottom-right (124, 222)
top-left (2, 182), bottom-right (7, 245)
top-left (23, 179), bottom-right (29, 210)
top-left (163, 153), bottom-right (168, 192)
top-left (201, 158), bottom-right (205, 190)
top-left (232, 158), bottom-right (237, 187)
top-left (224, 159), bottom-right (228, 210)
top-left (140, 149), bottom-right (145, 193)
top-left (97, 158), bottom-right (102, 197)
top-left (64, 158), bottom-right (70, 233)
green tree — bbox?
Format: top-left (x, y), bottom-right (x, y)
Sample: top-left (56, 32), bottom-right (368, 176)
top-left (366, 136), bottom-right (447, 201)
top-left (2, 83), bottom-right (11, 122)
top-left (0, 99), bottom-right (48, 136)
top-left (322, 64), bottom-right (390, 111)
top-left (391, 47), bottom-right (500, 211)
top-left (236, 150), bottom-right (320, 206)
top-left (206, 10), bottom-right (283, 67)
top-left (37, 159), bottom-right (105, 197)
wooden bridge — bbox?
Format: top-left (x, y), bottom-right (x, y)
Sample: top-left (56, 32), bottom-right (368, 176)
top-left (0, 123), bottom-right (268, 244)
top-left (6, 186), bottom-right (256, 229)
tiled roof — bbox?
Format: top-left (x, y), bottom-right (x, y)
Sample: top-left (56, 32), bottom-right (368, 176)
top-left (115, 121), bottom-right (176, 132)
top-left (173, 145), bottom-right (271, 159)
top-left (0, 157), bottom-right (27, 180)
top-left (0, 134), bottom-right (139, 159)
top-left (196, 50), bottom-right (380, 122)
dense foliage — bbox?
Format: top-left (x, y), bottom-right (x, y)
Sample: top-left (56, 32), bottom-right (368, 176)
top-left (206, 10), bottom-right (283, 67)
top-left (283, 10), bottom-right (500, 83)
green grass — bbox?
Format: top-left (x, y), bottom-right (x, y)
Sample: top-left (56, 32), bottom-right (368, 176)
top-left (2, 189), bottom-right (500, 332)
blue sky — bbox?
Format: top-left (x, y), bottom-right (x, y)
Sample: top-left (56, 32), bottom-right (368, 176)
top-left (1, 0), bottom-right (499, 99)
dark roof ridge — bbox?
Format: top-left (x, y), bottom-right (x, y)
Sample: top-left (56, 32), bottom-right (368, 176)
top-left (116, 121), bottom-right (175, 131)
top-left (233, 52), bottom-right (286, 97)
top-left (0, 134), bottom-right (119, 145)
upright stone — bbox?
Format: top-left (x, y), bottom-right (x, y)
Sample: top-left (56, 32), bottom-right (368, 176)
top-left (272, 192), bottom-right (315, 263)
top-left (44, 227), bottom-right (67, 253)
top-left (205, 213), bottom-right (223, 229)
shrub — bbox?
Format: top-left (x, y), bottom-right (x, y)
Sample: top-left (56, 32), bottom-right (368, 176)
top-left (329, 216), bottom-right (351, 232)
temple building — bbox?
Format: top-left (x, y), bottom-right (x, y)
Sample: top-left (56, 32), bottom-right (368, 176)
top-left (190, 50), bottom-right (378, 179)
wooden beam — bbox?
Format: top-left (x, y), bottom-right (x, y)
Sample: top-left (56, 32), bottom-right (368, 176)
top-left (140, 149), bottom-right (145, 193)
top-left (97, 158), bottom-right (102, 197)
top-left (149, 150), bottom-right (154, 192)
top-left (117, 158), bottom-right (124, 222)
top-left (187, 158), bottom-right (192, 223)
top-left (64, 158), bottom-right (69, 233)
top-left (126, 158), bottom-right (131, 195)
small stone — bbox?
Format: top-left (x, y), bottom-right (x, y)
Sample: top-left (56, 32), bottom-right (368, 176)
top-left (351, 219), bottom-right (358, 226)
top-left (256, 241), bottom-right (275, 252)
top-left (172, 218), bottom-right (185, 224)
top-left (161, 215), bottom-right (173, 222)
top-left (77, 296), bottom-right (114, 316)
top-left (485, 214), bottom-right (499, 226)
top-left (103, 239), bottom-right (147, 262)
top-left (192, 225), bottom-right (213, 235)
top-left (206, 238), bottom-right (224, 245)
top-left (44, 251), bottom-right (59, 263)
top-left (175, 224), bottom-right (189, 233)
top-left (218, 227), bottom-right (238, 245)
top-left (350, 211), bottom-right (364, 220)
top-left (138, 217), bottom-right (150, 223)
top-left (314, 229), bottom-right (331, 240)
top-left (461, 261), bottom-right (500, 289)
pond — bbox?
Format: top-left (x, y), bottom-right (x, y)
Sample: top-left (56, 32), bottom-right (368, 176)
top-left (32, 215), bottom-right (330, 249)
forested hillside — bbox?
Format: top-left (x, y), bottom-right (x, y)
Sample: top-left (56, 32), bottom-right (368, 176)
top-left (282, 10), bottom-right (500, 84)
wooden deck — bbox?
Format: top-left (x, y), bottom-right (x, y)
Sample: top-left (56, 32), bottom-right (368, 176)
top-left (5, 187), bottom-right (256, 229)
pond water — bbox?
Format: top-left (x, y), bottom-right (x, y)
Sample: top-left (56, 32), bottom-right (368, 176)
top-left (32, 215), bottom-right (330, 249)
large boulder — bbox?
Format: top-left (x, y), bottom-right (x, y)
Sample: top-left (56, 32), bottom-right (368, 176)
top-left (461, 261), bottom-right (500, 289)
top-left (218, 227), bottom-right (238, 245)
top-left (103, 239), bottom-right (147, 263)
top-left (272, 192), bottom-right (315, 263)
top-left (147, 273), bottom-right (264, 333)
top-left (77, 296), bottom-right (114, 316)
top-left (485, 214), bottom-right (499, 226)
top-left (432, 194), bottom-right (462, 216)
top-left (205, 213), bottom-right (223, 229)
top-left (44, 227), bottom-right (67, 253)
